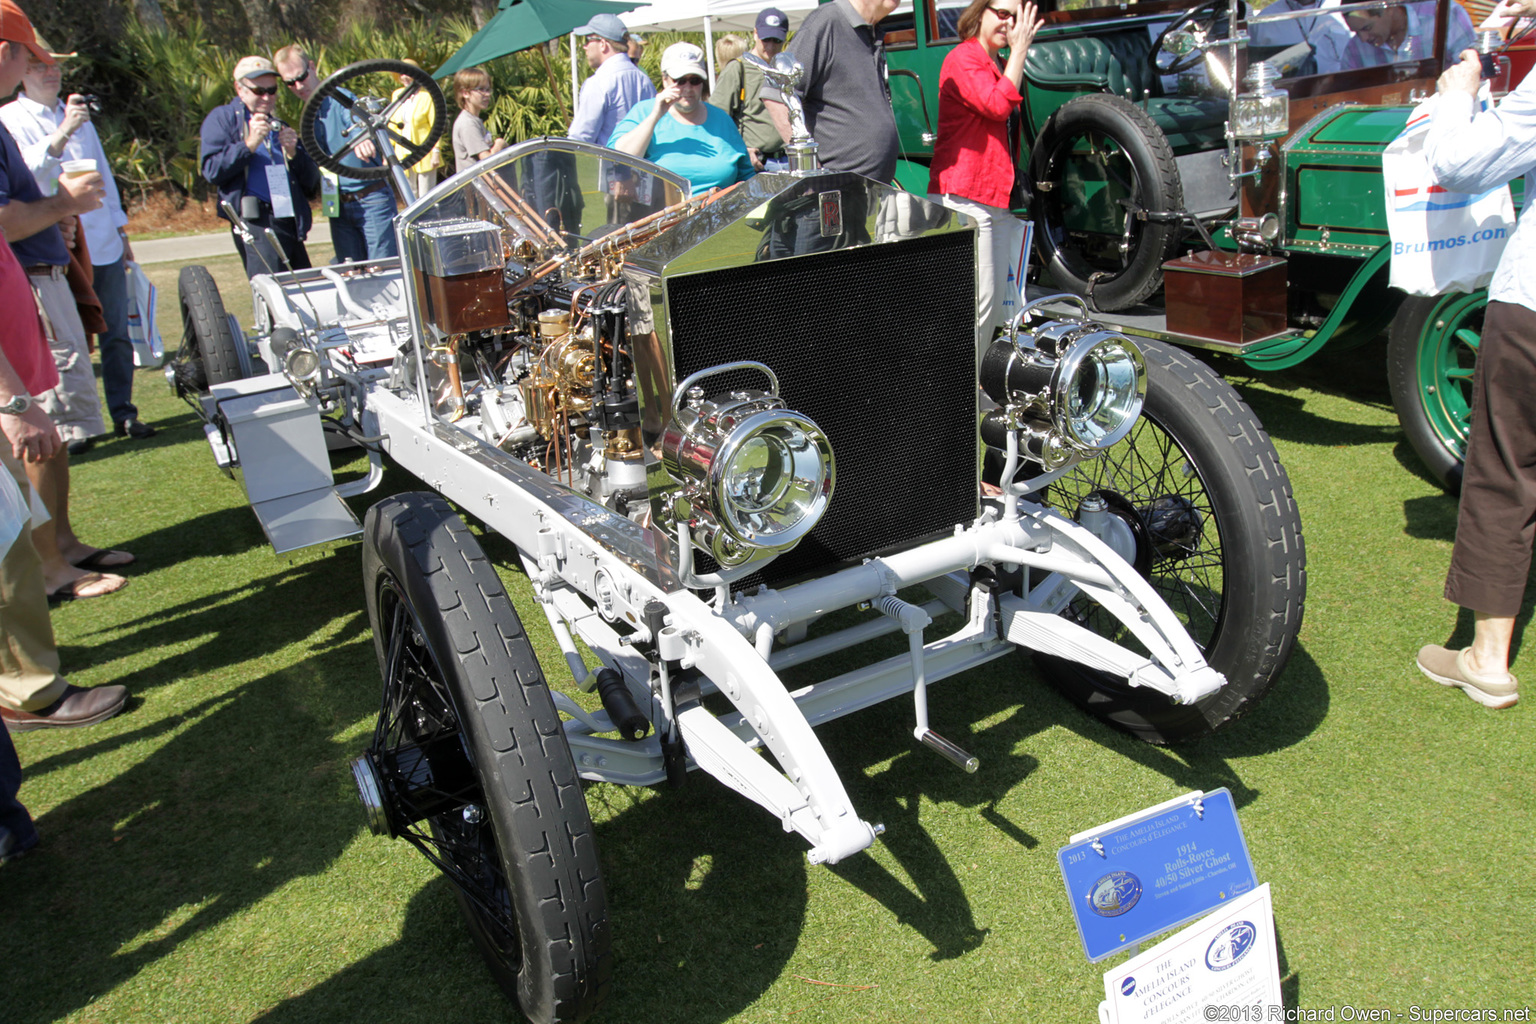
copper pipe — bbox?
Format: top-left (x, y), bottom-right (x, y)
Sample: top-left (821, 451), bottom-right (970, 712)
top-left (480, 172), bottom-right (565, 250)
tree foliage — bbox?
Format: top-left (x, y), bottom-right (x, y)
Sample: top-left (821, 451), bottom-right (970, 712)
top-left (37, 4), bottom-right (703, 207)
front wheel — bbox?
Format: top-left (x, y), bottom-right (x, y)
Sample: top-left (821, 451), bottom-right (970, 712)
top-left (1036, 340), bottom-right (1306, 744)
top-left (357, 493), bottom-right (611, 1023)
top-left (1387, 291), bottom-right (1483, 494)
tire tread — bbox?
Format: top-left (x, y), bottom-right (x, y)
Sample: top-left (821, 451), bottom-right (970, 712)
top-left (364, 493), bottom-right (611, 1024)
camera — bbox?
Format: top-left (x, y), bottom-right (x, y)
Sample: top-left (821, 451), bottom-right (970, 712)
top-left (73, 94), bottom-right (103, 116)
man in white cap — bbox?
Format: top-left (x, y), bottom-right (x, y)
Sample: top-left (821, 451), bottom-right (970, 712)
top-left (711, 6), bottom-right (790, 172)
top-left (199, 54), bottom-right (321, 278)
top-left (568, 13), bottom-right (654, 146)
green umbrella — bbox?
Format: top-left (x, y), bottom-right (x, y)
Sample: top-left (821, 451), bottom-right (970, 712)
top-left (436, 0), bottom-right (640, 78)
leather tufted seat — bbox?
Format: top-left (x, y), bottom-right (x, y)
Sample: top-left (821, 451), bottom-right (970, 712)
top-left (1025, 32), bottom-right (1228, 144)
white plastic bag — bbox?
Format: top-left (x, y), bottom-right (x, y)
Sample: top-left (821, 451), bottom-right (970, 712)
top-left (1383, 91), bottom-right (1516, 296)
top-left (123, 260), bottom-right (164, 368)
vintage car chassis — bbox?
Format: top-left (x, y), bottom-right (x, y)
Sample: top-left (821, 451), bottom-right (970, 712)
top-left (171, 59), bottom-right (1305, 1024)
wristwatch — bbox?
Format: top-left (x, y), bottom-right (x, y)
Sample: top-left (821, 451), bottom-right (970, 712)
top-left (0, 394), bottom-right (33, 415)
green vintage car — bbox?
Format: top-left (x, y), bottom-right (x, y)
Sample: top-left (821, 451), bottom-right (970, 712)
top-left (882, 0), bottom-right (1510, 491)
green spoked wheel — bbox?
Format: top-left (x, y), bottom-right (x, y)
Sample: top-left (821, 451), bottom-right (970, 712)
top-left (1387, 291), bottom-right (1485, 494)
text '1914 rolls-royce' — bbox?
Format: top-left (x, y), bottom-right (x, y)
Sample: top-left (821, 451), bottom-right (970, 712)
top-left (170, 59), bottom-right (1304, 1024)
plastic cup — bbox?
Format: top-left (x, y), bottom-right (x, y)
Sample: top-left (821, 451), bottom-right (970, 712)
top-left (60, 158), bottom-right (96, 179)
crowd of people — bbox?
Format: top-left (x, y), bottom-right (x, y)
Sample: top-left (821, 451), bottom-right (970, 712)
top-left (0, 0), bottom-right (139, 863)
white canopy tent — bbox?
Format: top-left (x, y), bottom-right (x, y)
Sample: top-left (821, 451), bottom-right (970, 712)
top-left (622, 1), bottom-right (818, 85)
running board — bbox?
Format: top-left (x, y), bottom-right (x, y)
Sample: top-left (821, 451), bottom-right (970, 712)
top-left (209, 374), bottom-right (362, 554)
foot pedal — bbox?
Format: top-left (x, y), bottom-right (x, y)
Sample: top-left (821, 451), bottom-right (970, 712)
top-left (917, 729), bottom-right (979, 773)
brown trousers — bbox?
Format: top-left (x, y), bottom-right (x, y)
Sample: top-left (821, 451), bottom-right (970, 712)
top-left (1445, 300), bottom-right (1536, 617)
top-left (0, 449), bottom-right (65, 711)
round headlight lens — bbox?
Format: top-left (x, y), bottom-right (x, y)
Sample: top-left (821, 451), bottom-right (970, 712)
top-left (713, 411), bottom-right (833, 549)
top-left (285, 345), bottom-right (321, 383)
top-left (1053, 332), bottom-right (1146, 451)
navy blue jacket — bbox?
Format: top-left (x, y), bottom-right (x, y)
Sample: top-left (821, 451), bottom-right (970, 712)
top-left (199, 97), bottom-right (321, 235)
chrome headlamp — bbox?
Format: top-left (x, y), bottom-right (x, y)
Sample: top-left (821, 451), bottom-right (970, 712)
top-left (980, 298), bottom-right (1146, 463)
top-left (1232, 61), bottom-right (1289, 141)
top-left (661, 362), bottom-right (834, 567)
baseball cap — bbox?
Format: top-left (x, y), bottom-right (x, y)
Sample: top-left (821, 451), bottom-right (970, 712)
top-left (629, 32), bottom-right (646, 43)
top-left (233, 55), bottom-right (278, 81)
top-left (756, 7), bottom-right (789, 41)
top-left (660, 42), bottom-right (708, 81)
top-left (574, 13), bottom-right (628, 44)
top-left (0, 0), bottom-right (60, 65)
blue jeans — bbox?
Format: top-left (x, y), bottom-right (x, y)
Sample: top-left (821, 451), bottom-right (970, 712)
top-left (0, 722), bottom-right (37, 858)
top-left (331, 186), bottom-right (399, 263)
top-left (91, 256), bottom-right (137, 425)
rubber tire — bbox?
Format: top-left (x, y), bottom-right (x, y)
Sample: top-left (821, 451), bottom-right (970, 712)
top-left (1034, 340), bottom-right (1306, 744)
top-left (1387, 291), bottom-right (1483, 494)
top-left (1030, 94), bottom-right (1184, 312)
top-left (362, 493), bottom-right (611, 1024)
top-left (301, 58), bottom-right (446, 181)
top-left (178, 264), bottom-right (243, 387)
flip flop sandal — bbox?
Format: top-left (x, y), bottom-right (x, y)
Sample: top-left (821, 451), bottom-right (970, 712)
top-left (48, 572), bottom-right (128, 604)
top-left (70, 549), bottom-right (136, 571)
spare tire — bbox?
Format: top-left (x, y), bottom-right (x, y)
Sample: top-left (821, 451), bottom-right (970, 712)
top-left (1030, 94), bottom-right (1184, 312)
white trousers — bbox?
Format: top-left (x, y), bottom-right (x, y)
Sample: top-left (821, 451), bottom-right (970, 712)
top-left (930, 194), bottom-right (1029, 362)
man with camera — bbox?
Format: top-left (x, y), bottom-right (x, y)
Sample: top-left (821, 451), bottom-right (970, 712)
top-left (0, 51), bottom-right (155, 443)
top-left (200, 55), bottom-right (320, 278)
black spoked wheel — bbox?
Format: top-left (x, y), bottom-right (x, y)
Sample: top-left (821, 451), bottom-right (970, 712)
top-left (1387, 291), bottom-right (1484, 494)
top-left (1030, 94), bottom-right (1183, 313)
top-left (356, 493), bottom-right (611, 1023)
top-left (176, 264), bottom-right (243, 390)
top-left (1035, 341), bottom-right (1306, 744)
top-left (300, 58), bottom-right (447, 181)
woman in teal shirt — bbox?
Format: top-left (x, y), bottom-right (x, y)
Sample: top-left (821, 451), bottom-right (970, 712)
top-left (609, 42), bottom-right (754, 193)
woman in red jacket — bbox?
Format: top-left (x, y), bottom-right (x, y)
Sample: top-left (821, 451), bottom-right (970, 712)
top-left (928, 0), bottom-right (1042, 360)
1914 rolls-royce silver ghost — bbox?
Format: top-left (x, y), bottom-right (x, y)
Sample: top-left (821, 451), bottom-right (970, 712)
top-left (171, 59), bottom-right (1305, 1024)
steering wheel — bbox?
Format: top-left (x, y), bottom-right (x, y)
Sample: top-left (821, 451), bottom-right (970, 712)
top-left (299, 58), bottom-right (447, 181)
top-left (1151, 0), bottom-right (1228, 76)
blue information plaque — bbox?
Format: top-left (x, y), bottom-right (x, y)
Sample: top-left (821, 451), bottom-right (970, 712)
top-left (1057, 789), bottom-right (1257, 962)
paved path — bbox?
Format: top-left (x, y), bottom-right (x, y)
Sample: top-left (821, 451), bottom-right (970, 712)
top-left (134, 220), bottom-right (332, 265)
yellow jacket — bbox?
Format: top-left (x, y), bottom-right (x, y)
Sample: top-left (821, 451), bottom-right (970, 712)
top-left (389, 85), bottom-right (442, 173)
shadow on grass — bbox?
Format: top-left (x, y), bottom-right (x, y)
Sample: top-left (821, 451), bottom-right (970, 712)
top-left (0, 642), bottom-right (375, 1024)
top-left (1066, 642), bottom-right (1327, 811)
top-left (1231, 378), bottom-right (1402, 450)
top-left (822, 695), bottom-right (1040, 962)
top-left (57, 552), bottom-right (371, 687)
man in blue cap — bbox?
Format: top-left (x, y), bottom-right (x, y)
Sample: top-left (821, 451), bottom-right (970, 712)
top-left (568, 13), bottom-right (655, 147)
top-left (712, 7), bottom-right (790, 172)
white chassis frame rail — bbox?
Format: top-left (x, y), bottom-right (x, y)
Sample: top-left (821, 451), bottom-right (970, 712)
top-left (343, 379), bottom-right (1227, 866)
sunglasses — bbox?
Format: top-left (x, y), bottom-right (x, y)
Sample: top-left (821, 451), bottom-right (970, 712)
top-left (674, 75), bottom-right (705, 86)
top-left (283, 67), bottom-right (310, 87)
top-left (243, 82), bottom-right (279, 96)
top-left (988, 6), bottom-right (1018, 20)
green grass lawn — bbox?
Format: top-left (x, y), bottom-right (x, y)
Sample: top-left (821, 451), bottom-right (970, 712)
top-left (1, 256), bottom-right (1532, 1024)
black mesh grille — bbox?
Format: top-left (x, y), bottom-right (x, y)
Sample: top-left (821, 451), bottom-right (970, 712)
top-left (665, 229), bottom-right (978, 587)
